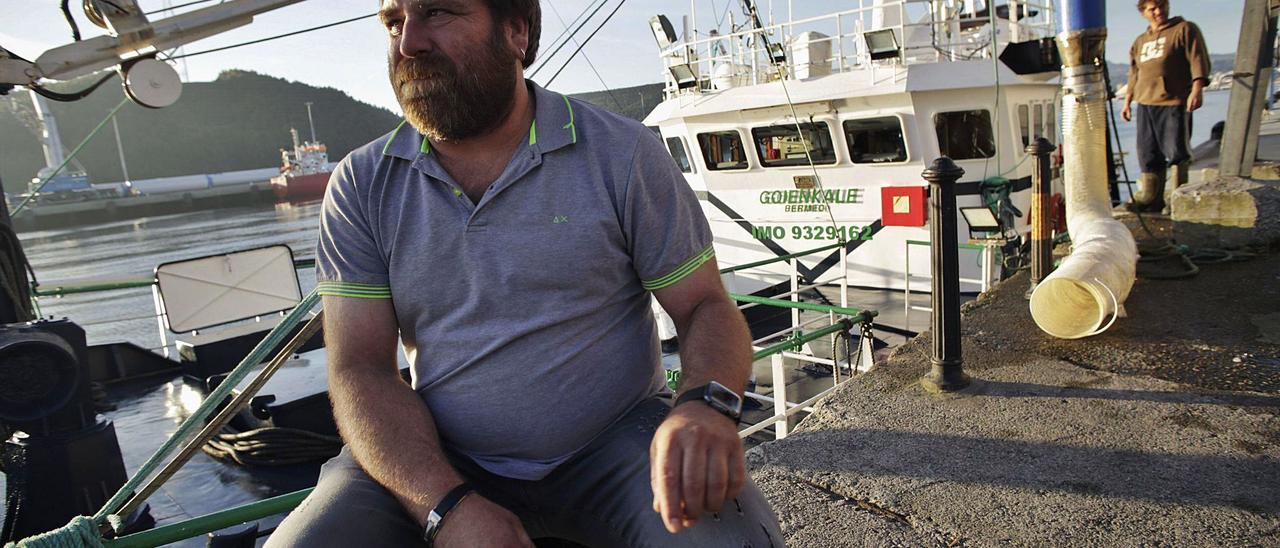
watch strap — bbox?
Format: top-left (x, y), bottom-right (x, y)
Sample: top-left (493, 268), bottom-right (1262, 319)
top-left (675, 385), bottom-right (709, 408)
top-left (675, 383), bottom-right (742, 421)
top-left (422, 482), bottom-right (475, 547)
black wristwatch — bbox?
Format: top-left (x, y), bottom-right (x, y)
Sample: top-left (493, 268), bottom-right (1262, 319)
top-left (675, 381), bottom-right (744, 422)
top-left (422, 482), bottom-right (475, 547)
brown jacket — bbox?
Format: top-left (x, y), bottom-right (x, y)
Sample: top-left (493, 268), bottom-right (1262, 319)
top-left (1127, 17), bottom-right (1211, 106)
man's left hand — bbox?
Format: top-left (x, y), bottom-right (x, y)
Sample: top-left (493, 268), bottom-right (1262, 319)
top-left (649, 401), bottom-right (746, 534)
top-left (1187, 88), bottom-right (1204, 112)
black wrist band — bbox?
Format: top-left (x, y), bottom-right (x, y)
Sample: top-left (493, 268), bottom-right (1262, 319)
top-left (674, 389), bottom-right (705, 408)
top-left (422, 482), bottom-right (475, 547)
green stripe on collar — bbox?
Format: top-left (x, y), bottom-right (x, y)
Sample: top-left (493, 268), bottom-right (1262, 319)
top-left (382, 120), bottom-right (410, 156)
top-left (561, 96), bottom-right (577, 143)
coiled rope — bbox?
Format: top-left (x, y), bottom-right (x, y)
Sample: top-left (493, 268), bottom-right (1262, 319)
top-left (203, 425), bottom-right (341, 467)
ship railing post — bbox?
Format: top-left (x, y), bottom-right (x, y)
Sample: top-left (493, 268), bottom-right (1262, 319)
top-left (790, 258), bottom-right (800, 333)
top-left (839, 242), bottom-right (848, 308)
top-left (1027, 137), bottom-right (1055, 294)
top-left (771, 353), bottom-right (789, 439)
top-left (903, 239), bottom-right (911, 333)
top-left (921, 157), bottom-right (970, 393)
top-left (836, 14), bottom-right (845, 72)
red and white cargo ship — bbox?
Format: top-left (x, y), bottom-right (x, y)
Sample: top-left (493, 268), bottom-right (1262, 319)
top-left (270, 128), bottom-right (331, 202)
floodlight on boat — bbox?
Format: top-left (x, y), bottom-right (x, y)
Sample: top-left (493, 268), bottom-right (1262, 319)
top-left (650, 15), bottom-right (679, 51)
top-left (863, 29), bottom-right (900, 61)
top-left (669, 63), bottom-right (699, 90)
top-left (960, 206), bottom-right (1003, 239)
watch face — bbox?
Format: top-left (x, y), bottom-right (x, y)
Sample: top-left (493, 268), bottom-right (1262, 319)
top-left (705, 382), bottom-right (743, 417)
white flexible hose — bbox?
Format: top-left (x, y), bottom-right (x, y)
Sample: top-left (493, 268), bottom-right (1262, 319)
top-left (1029, 98), bottom-right (1137, 339)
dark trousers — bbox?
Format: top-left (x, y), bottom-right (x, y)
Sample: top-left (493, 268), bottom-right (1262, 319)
top-left (266, 398), bottom-right (783, 547)
top-left (1135, 103), bottom-right (1192, 174)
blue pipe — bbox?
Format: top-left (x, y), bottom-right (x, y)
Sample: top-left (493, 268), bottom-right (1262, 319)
top-left (1060, 0), bottom-right (1106, 32)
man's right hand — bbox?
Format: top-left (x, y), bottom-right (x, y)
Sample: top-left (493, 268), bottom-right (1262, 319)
top-left (434, 495), bottom-right (534, 548)
top-left (1121, 102), bottom-right (1132, 122)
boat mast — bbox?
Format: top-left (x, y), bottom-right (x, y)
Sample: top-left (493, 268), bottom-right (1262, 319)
top-left (305, 101), bottom-right (317, 144)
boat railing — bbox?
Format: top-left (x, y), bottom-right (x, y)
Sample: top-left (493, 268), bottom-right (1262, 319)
top-left (657, 0), bottom-right (1056, 96)
top-left (719, 241), bottom-right (881, 440)
top-left (902, 238), bottom-right (1002, 332)
top-left (29, 258), bottom-right (318, 357)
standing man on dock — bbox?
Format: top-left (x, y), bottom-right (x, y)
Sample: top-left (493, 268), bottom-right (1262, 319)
top-left (268, 0), bottom-right (783, 547)
top-left (1121, 0), bottom-right (1211, 213)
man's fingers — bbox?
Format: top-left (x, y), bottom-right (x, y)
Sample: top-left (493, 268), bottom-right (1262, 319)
top-left (704, 451), bottom-right (729, 513)
top-left (651, 438), bottom-right (684, 533)
top-left (681, 442), bottom-right (708, 520)
top-left (727, 448), bottom-right (747, 501)
top-left (517, 524), bottom-right (536, 548)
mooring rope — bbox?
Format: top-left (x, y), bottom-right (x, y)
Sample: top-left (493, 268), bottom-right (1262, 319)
top-left (3, 517), bottom-right (103, 548)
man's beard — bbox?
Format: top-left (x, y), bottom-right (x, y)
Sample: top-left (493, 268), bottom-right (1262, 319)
top-left (390, 29), bottom-right (518, 142)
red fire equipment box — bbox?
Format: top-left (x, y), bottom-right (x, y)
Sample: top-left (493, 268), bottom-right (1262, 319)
top-left (881, 186), bottom-right (928, 227)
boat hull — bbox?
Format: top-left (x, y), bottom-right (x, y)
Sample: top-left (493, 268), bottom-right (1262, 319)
top-left (271, 172), bottom-right (331, 202)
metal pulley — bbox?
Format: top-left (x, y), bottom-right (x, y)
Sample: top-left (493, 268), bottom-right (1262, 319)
top-left (120, 57), bottom-right (182, 108)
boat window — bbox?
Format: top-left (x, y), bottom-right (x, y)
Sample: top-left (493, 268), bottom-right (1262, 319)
top-left (750, 122), bottom-right (837, 167)
top-left (935, 110), bottom-right (996, 159)
top-left (844, 117), bottom-right (908, 164)
top-left (697, 131), bottom-right (750, 170)
top-left (666, 136), bottom-right (695, 173)
top-left (1018, 105), bottom-right (1031, 147)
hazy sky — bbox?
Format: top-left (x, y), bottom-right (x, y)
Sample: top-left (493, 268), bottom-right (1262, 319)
top-left (0, 1), bottom-right (1249, 113)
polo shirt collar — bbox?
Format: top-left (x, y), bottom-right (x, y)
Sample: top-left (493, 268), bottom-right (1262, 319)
top-left (380, 80), bottom-right (580, 161)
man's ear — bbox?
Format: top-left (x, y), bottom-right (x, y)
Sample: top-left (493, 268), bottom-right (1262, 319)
top-left (505, 17), bottom-right (530, 62)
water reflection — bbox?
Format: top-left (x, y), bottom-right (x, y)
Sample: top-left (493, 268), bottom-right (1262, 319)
top-left (163, 381), bottom-right (207, 423)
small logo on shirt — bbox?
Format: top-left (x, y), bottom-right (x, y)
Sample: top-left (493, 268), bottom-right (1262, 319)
top-left (552, 215), bottom-right (569, 224)
top-left (1139, 37), bottom-right (1167, 63)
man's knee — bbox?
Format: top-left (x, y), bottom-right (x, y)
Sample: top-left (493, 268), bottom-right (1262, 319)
top-left (265, 448), bottom-right (420, 547)
top-left (632, 478), bottom-right (783, 548)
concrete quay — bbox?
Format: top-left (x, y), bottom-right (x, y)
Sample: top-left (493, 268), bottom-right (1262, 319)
top-left (748, 222), bottom-right (1280, 547)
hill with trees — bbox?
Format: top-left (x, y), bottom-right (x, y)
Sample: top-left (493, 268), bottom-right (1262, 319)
top-left (1, 71), bottom-right (665, 194)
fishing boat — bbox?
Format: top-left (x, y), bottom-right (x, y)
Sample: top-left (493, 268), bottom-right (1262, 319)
top-left (644, 0), bottom-right (1064, 296)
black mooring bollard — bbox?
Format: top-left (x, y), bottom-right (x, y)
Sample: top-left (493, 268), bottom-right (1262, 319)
top-left (921, 157), bottom-right (970, 393)
top-left (1027, 138), bottom-right (1055, 293)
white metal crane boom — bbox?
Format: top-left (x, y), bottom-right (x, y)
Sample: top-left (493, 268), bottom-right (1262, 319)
top-left (0, 0), bottom-right (305, 107)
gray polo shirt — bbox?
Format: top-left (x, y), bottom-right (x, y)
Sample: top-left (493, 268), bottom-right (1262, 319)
top-left (316, 82), bottom-right (714, 480)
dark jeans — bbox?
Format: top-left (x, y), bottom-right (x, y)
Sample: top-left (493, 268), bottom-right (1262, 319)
top-left (1135, 103), bottom-right (1192, 174)
top-left (266, 398), bottom-right (783, 547)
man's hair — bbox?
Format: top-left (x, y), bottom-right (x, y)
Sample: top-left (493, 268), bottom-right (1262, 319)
top-left (1137, 0), bottom-right (1169, 11)
top-left (486, 0), bottom-right (541, 68)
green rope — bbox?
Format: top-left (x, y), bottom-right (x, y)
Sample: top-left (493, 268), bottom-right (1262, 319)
top-left (2, 516), bottom-right (104, 548)
top-left (9, 98), bottom-right (130, 219)
top-left (94, 289), bottom-right (322, 529)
